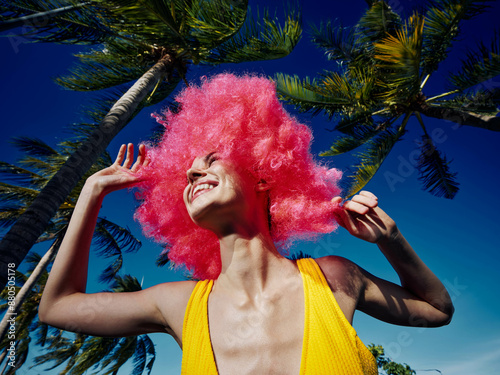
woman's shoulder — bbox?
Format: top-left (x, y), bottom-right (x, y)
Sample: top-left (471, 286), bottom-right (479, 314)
top-left (314, 255), bottom-right (364, 296)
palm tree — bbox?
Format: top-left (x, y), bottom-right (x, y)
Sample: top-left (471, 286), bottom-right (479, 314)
top-left (31, 275), bottom-right (155, 375)
top-left (0, 0), bottom-right (302, 290)
top-left (0, 253), bottom-right (52, 375)
top-left (275, 0), bottom-right (499, 199)
top-left (0, 136), bottom-right (141, 342)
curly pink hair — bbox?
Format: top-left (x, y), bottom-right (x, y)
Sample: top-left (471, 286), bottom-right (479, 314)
top-left (134, 73), bottom-right (342, 279)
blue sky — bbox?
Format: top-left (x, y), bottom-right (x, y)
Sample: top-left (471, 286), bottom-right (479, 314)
top-left (1, 0), bottom-right (500, 374)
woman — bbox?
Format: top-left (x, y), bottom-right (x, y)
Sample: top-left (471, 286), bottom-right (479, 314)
top-left (39, 74), bottom-right (454, 374)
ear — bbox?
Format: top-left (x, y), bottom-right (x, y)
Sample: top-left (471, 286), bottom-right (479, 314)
top-left (255, 179), bottom-right (271, 192)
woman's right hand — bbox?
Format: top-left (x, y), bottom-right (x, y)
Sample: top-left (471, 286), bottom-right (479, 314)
top-left (86, 143), bottom-right (148, 196)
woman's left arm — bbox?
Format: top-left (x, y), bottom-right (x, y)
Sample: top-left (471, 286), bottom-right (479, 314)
top-left (332, 191), bottom-right (454, 327)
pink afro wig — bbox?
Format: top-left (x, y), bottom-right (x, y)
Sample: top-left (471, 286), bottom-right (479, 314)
top-left (134, 73), bottom-right (342, 279)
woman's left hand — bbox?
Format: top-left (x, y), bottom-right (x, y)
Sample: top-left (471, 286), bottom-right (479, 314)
top-left (332, 191), bottom-right (398, 244)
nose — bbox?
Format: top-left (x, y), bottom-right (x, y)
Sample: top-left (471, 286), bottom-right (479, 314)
top-left (186, 167), bottom-right (206, 184)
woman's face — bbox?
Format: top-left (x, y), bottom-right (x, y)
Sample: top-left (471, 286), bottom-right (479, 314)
top-left (183, 152), bottom-right (258, 230)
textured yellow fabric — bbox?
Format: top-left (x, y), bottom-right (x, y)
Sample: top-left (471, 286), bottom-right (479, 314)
top-left (297, 257), bottom-right (378, 375)
top-left (181, 258), bottom-right (378, 374)
top-left (181, 279), bottom-right (217, 375)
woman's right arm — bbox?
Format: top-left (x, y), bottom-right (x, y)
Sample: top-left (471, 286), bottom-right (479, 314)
top-left (39, 144), bottom-right (192, 338)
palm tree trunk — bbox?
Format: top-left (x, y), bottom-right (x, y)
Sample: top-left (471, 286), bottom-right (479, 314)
top-left (0, 53), bottom-right (174, 289)
top-left (0, 350), bottom-right (6, 374)
top-left (420, 105), bottom-right (500, 131)
top-left (0, 2), bottom-right (92, 32)
top-left (0, 236), bottom-right (62, 342)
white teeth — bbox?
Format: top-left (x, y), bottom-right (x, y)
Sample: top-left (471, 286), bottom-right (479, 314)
top-left (193, 183), bottom-right (215, 196)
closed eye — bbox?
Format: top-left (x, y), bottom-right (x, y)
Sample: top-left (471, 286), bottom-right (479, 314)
top-left (206, 152), bottom-right (219, 166)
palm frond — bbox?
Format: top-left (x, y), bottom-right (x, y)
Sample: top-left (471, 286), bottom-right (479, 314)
top-left (94, 217), bottom-right (141, 255)
top-left (346, 125), bottom-right (406, 197)
top-left (431, 88), bottom-right (500, 115)
top-left (183, 0), bottom-right (249, 52)
top-left (320, 124), bottom-right (384, 156)
top-left (93, 0), bottom-right (188, 47)
top-left (421, 0), bottom-right (492, 75)
top-left (129, 337), bottom-right (147, 375)
top-left (55, 40), bottom-right (154, 92)
top-left (334, 111), bottom-right (376, 134)
top-left (448, 30), bottom-right (500, 91)
top-left (70, 336), bottom-right (119, 374)
top-left (0, 206), bottom-right (27, 229)
top-left (416, 136), bottom-right (459, 198)
top-left (0, 0), bottom-right (113, 44)
top-left (355, 0), bottom-right (401, 45)
top-left (93, 217), bottom-right (142, 282)
top-left (315, 68), bottom-right (377, 110)
top-left (205, 5), bottom-right (301, 64)
top-left (142, 335), bottom-right (156, 375)
top-left (109, 274), bottom-right (142, 292)
top-left (31, 336), bottom-right (81, 369)
top-left (100, 337), bottom-right (137, 375)
top-left (374, 13), bottom-right (424, 102)
top-left (0, 182), bottom-right (39, 205)
top-left (98, 255), bottom-right (123, 283)
top-left (32, 333), bottom-right (87, 371)
top-left (0, 161), bottom-right (45, 187)
top-left (274, 73), bottom-right (342, 116)
top-left (10, 136), bottom-right (58, 158)
top-left (156, 249), bottom-right (170, 267)
top-left (310, 21), bottom-right (358, 64)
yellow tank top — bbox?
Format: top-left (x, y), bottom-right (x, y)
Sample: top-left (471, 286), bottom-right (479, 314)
top-left (181, 257), bottom-right (378, 374)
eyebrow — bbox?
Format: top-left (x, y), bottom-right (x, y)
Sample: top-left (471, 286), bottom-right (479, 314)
top-left (203, 151), bottom-right (217, 164)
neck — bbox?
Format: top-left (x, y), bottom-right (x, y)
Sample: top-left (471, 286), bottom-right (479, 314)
top-left (215, 232), bottom-right (297, 299)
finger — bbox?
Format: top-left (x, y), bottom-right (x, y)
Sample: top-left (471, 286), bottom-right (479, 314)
top-left (331, 196), bottom-right (346, 227)
top-left (359, 190), bottom-right (378, 201)
top-left (350, 193), bottom-right (378, 209)
top-left (123, 143), bottom-right (134, 169)
top-left (337, 206), bottom-right (358, 232)
top-left (131, 144), bottom-right (146, 172)
top-left (114, 144), bottom-right (127, 165)
top-left (331, 196), bottom-right (343, 206)
top-left (343, 200), bottom-right (370, 215)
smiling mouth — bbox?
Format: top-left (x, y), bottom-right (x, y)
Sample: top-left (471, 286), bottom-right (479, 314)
top-left (192, 183), bottom-right (218, 201)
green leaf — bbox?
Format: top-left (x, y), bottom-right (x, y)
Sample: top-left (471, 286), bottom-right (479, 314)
top-left (93, 0), bottom-right (188, 47)
top-left (10, 136), bottom-right (58, 158)
top-left (416, 136), bottom-right (459, 198)
top-left (374, 13), bottom-right (424, 103)
top-left (431, 88), bottom-right (500, 115)
top-left (93, 217), bottom-right (141, 255)
top-left (421, 0), bottom-right (492, 75)
top-left (156, 250), bottom-right (170, 267)
top-left (55, 40), bottom-right (153, 91)
top-left (109, 274), bottom-right (143, 292)
top-left (448, 30), bottom-right (500, 91)
top-left (0, 161), bottom-right (45, 187)
top-left (274, 73), bottom-right (341, 116)
top-left (184, 0), bottom-right (248, 50)
top-left (320, 115), bottom-right (399, 156)
top-left (275, 69), bottom-right (378, 119)
top-left (0, 0), bottom-right (113, 44)
top-left (0, 182), bottom-right (40, 205)
top-left (346, 125), bottom-right (405, 197)
top-left (205, 6), bottom-right (301, 64)
top-left (355, 0), bottom-right (401, 45)
top-left (310, 21), bottom-right (357, 63)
